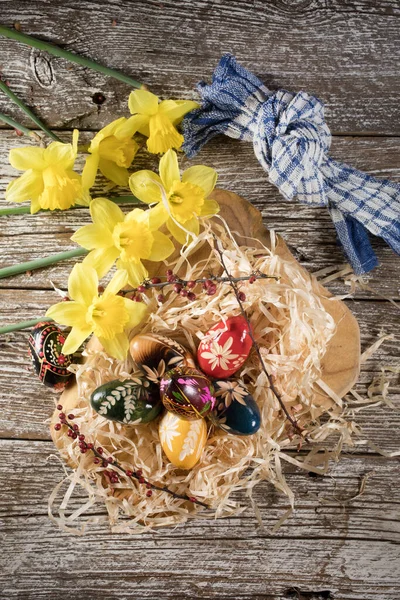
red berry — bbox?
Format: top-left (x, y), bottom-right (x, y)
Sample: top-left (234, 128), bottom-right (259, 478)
top-left (62, 296), bottom-right (70, 302)
top-left (187, 292), bottom-right (197, 301)
top-left (151, 277), bottom-right (161, 284)
top-left (125, 470), bottom-right (133, 477)
top-left (134, 295), bottom-right (143, 302)
top-left (107, 457), bottom-right (113, 464)
top-left (166, 269), bottom-right (173, 277)
top-left (87, 443), bottom-right (94, 450)
top-left (139, 477), bottom-right (145, 484)
top-left (136, 469), bottom-right (143, 477)
top-left (98, 285), bottom-right (104, 294)
top-left (249, 275), bottom-right (257, 284)
top-left (205, 279), bottom-right (213, 288)
top-left (102, 461), bottom-right (108, 468)
top-left (97, 447), bottom-right (103, 454)
top-left (187, 280), bottom-right (196, 289)
top-left (189, 496), bottom-right (197, 503)
top-left (157, 294), bottom-right (165, 303)
top-left (180, 289), bottom-right (188, 297)
top-left (54, 423), bottom-right (61, 431)
top-left (173, 283), bottom-right (182, 293)
top-left (80, 447), bottom-right (87, 453)
top-left (137, 285), bottom-right (146, 293)
top-left (72, 432), bottom-right (77, 439)
top-left (73, 424), bottom-right (79, 431)
top-left (78, 434), bottom-right (85, 441)
top-left (68, 414), bottom-right (75, 420)
top-left (56, 404), bottom-right (63, 411)
top-left (146, 490), bottom-right (153, 497)
top-left (167, 274), bottom-right (177, 283)
top-left (207, 285), bottom-right (217, 296)
top-left (93, 457), bottom-right (100, 464)
top-left (67, 430), bottom-right (73, 437)
top-left (146, 483), bottom-right (152, 489)
top-left (59, 412), bottom-right (66, 421)
top-left (238, 292), bottom-right (246, 302)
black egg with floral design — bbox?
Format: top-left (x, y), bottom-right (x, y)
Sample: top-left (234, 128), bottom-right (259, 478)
top-left (160, 366), bottom-right (216, 420)
top-left (210, 379), bottom-right (261, 435)
top-left (28, 321), bottom-right (75, 391)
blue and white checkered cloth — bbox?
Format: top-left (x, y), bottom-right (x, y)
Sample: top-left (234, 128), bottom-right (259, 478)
top-left (182, 54), bottom-right (400, 274)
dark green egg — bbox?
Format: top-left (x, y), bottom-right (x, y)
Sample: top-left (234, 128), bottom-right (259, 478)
top-left (90, 377), bottom-right (162, 424)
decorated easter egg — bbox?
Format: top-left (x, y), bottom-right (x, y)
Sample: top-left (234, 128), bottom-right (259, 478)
top-left (130, 333), bottom-right (195, 378)
top-left (197, 315), bottom-right (253, 378)
top-left (210, 380), bottom-right (261, 436)
top-left (159, 411), bottom-right (208, 469)
top-left (90, 377), bottom-right (162, 424)
top-left (160, 366), bottom-right (216, 420)
top-left (28, 321), bottom-right (75, 391)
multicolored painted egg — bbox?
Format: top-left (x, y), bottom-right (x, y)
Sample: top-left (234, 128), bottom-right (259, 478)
top-left (197, 315), bottom-right (253, 378)
top-left (130, 333), bottom-right (195, 379)
top-left (210, 380), bottom-right (261, 436)
top-left (28, 321), bottom-right (76, 391)
top-left (159, 411), bottom-right (208, 469)
top-left (90, 377), bottom-right (162, 424)
top-left (160, 366), bottom-right (216, 420)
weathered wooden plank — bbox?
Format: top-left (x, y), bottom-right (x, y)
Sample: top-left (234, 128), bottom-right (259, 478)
top-left (0, 289), bottom-right (398, 447)
top-left (1, 440), bottom-right (399, 544)
top-left (1, 133), bottom-right (400, 299)
top-left (1, 517), bottom-right (399, 599)
top-left (0, 1), bottom-right (400, 134)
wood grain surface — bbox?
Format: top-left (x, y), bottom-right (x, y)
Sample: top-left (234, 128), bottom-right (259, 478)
top-left (0, 1), bottom-right (399, 599)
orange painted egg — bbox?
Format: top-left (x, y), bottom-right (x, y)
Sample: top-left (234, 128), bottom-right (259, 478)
top-left (197, 315), bottom-right (253, 378)
top-left (160, 366), bottom-right (216, 420)
top-left (159, 411), bottom-right (208, 469)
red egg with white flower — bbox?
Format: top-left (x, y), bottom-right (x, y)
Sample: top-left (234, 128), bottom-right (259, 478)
top-left (197, 315), bottom-right (253, 378)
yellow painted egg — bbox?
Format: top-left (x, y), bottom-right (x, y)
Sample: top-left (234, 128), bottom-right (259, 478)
top-left (159, 411), bottom-right (208, 469)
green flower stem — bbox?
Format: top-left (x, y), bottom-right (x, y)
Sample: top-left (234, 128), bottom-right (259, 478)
top-left (0, 317), bottom-right (53, 335)
top-left (0, 206), bottom-right (33, 215)
top-left (0, 247), bottom-right (88, 280)
top-left (0, 195), bottom-right (141, 216)
top-left (0, 111), bottom-right (42, 139)
top-left (0, 25), bottom-right (143, 89)
top-left (0, 80), bottom-right (62, 142)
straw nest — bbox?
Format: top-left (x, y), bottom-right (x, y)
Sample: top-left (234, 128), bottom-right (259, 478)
top-left (48, 214), bottom-right (373, 534)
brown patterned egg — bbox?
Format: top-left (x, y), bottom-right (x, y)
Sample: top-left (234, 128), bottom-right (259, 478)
top-left (160, 366), bottom-right (216, 420)
top-left (130, 333), bottom-right (195, 378)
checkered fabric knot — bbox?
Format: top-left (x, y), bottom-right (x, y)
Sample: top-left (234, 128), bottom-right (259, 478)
top-left (182, 54), bottom-right (400, 274)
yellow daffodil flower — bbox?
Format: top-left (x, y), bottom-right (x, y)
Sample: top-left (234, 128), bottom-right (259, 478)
top-left (46, 264), bottom-right (146, 360)
top-left (126, 89), bottom-right (199, 154)
top-left (82, 117), bottom-right (140, 188)
top-left (128, 149), bottom-right (219, 244)
top-left (6, 130), bottom-right (90, 213)
top-left (71, 197), bottom-right (175, 286)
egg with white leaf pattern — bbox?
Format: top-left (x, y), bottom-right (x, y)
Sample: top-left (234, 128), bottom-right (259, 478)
top-left (159, 411), bottom-right (208, 469)
top-left (90, 377), bottom-right (162, 424)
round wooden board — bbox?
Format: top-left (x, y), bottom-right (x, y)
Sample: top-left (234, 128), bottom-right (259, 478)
top-left (52, 189), bottom-right (360, 452)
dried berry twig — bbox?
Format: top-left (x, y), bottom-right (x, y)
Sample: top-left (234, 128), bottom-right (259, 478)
top-left (54, 407), bottom-right (209, 508)
top-left (212, 237), bottom-right (307, 440)
top-left (123, 271), bottom-right (278, 303)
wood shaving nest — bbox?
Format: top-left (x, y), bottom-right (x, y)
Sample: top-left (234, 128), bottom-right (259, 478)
top-left (48, 220), bottom-right (397, 534)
